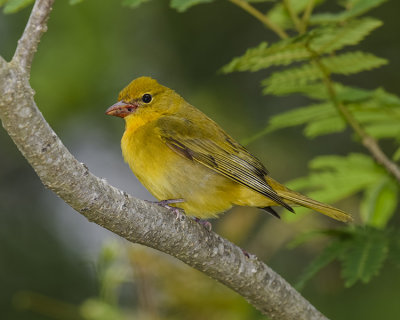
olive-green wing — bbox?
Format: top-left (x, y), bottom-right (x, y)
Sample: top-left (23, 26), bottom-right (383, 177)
top-left (157, 115), bottom-right (293, 212)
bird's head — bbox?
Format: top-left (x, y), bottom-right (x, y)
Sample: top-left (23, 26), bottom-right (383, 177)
top-left (105, 76), bottom-right (178, 119)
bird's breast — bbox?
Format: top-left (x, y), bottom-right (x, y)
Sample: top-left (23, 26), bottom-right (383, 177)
top-left (120, 120), bottom-right (240, 217)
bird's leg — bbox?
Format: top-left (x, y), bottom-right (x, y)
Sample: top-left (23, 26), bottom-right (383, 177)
top-left (241, 248), bottom-right (256, 259)
top-left (146, 199), bottom-right (186, 220)
top-left (193, 217), bottom-right (212, 231)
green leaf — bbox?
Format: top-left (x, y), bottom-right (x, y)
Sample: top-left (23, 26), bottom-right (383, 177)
top-left (2, 0), bottom-right (33, 13)
top-left (393, 148), bottom-right (400, 161)
top-left (309, 18), bottom-right (383, 54)
top-left (263, 64), bottom-right (324, 94)
top-left (335, 85), bottom-right (375, 102)
top-left (263, 52), bottom-right (387, 94)
top-left (286, 153), bottom-right (384, 206)
top-left (360, 177), bottom-right (398, 228)
top-left (267, 0), bottom-right (321, 30)
top-left (304, 116), bottom-right (346, 138)
top-left (296, 240), bottom-right (347, 290)
top-left (261, 81), bottom-right (325, 97)
top-left (121, 0), bottom-right (151, 8)
top-left (221, 40), bottom-right (311, 73)
top-left (222, 19), bottom-right (382, 74)
top-left (69, 0), bottom-right (83, 4)
top-left (310, 0), bottom-right (388, 24)
top-left (364, 122), bottom-right (400, 139)
top-left (321, 51), bottom-right (388, 75)
top-left (267, 102), bottom-right (346, 138)
top-left (373, 88), bottom-right (400, 106)
top-left (268, 103), bottom-right (336, 131)
top-left (340, 228), bottom-right (389, 287)
top-left (348, 90), bottom-right (400, 139)
top-left (266, 82), bottom-right (376, 102)
top-left (170, 0), bottom-right (215, 12)
top-left (310, 153), bottom-right (374, 171)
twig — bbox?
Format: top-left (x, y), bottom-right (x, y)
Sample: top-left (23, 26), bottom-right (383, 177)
top-left (283, 0), bottom-right (302, 33)
top-left (310, 51), bottom-right (400, 183)
top-left (229, 0), bottom-right (289, 39)
top-left (0, 1), bottom-right (328, 319)
top-left (12, 0), bottom-right (55, 73)
top-left (301, 0), bottom-right (316, 32)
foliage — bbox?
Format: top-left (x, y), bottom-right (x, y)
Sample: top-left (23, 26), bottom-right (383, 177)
top-left (285, 153), bottom-right (398, 228)
top-left (3, 0), bottom-right (399, 295)
top-left (0, 0), bottom-right (33, 13)
top-left (77, 241), bottom-right (261, 320)
top-left (0, 0), bottom-right (81, 13)
top-left (167, 0), bottom-right (400, 289)
top-left (294, 226), bottom-right (390, 289)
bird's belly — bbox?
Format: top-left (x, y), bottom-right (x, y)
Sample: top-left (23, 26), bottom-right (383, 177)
top-left (122, 130), bottom-right (236, 218)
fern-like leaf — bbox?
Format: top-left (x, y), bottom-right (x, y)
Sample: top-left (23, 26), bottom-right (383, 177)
top-left (267, 103), bottom-right (335, 131)
top-left (303, 116), bottom-right (346, 138)
top-left (263, 64), bottom-right (324, 94)
top-left (340, 228), bottom-right (389, 287)
top-left (222, 18), bottom-right (382, 74)
top-left (360, 177), bottom-right (398, 228)
top-left (263, 51), bottom-right (387, 94)
top-left (310, 0), bottom-right (388, 24)
top-left (309, 18), bottom-right (383, 54)
top-left (349, 89), bottom-right (400, 139)
top-left (221, 40), bottom-right (310, 73)
top-left (285, 153), bottom-right (385, 206)
top-left (321, 51), bottom-right (388, 75)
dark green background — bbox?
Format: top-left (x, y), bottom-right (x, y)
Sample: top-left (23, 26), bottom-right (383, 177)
top-left (1, 1), bottom-right (400, 319)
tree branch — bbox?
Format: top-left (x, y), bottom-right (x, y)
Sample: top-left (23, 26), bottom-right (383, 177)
top-left (12, 0), bottom-right (54, 73)
top-left (229, 0), bottom-right (289, 39)
top-left (0, 1), bottom-right (328, 319)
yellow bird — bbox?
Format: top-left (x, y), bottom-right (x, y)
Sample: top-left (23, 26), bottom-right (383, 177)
top-left (106, 77), bottom-right (352, 222)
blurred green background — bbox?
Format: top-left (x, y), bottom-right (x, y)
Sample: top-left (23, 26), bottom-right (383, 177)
top-left (1, 0), bottom-right (400, 319)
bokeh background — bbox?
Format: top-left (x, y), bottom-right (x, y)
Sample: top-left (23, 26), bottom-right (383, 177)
top-left (1, 1), bottom-right (400, 319)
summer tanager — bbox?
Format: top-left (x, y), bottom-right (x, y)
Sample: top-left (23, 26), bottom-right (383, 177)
top-left (106, 77), bottom-right (352, 222)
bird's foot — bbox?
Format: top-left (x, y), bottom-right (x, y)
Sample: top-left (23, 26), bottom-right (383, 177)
top-left (241, 248), bottom-right (255, 259)
top-left (147, 199), bottom-right (186, 220)
top-left (193, 217), bottom-right (212, 231)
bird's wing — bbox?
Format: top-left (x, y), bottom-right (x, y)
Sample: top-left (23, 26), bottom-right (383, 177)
top-left (156, 115), bottom-right (293, 211)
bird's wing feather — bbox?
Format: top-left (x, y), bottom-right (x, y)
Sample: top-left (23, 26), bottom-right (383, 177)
top-left (156, 115), bottom-right (293, 211)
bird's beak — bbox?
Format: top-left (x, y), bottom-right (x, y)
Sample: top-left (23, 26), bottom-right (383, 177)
top-left (105, 101), bottom-right (138, 118)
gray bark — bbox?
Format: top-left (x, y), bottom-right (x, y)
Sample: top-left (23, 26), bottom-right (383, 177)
top-left (0, 1), bottom-right (328, 319)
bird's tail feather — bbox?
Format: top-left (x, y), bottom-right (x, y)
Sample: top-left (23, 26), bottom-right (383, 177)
top-left (278, 189), bottom-right (353, 222)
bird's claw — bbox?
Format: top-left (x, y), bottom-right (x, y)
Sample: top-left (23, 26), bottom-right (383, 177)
top-left (193, 217), bottom-right (212, 231)
top-left (147, 199), bottom-right (186, 221)
top-left (241, 248), bottom-right (255, 259)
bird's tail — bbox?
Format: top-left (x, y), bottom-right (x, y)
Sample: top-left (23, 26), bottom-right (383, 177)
top-left (278, 188), bottom-right (353, 222)
top-left (265, 177), bottom-right (353, 222)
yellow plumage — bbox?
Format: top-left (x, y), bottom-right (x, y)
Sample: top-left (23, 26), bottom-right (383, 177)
top-left (106, 76), bottom-right (353, 222)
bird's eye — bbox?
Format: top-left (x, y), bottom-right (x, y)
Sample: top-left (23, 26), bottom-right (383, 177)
top-left (142, 93), bottom-right (152, 103)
